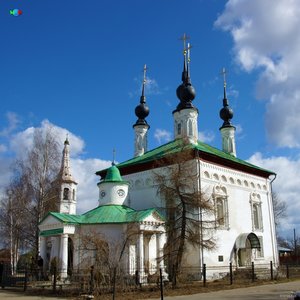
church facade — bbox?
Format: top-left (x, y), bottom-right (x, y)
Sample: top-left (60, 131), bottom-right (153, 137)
top-left (39, 42), bottom-right (278, 280)
top-left (39, 139), bottom-right (166, 280)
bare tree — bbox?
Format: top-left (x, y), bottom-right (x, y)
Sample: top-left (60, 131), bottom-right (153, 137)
top-left (154, 144), bottom-right (216, 279)
top-left (0, 179), bottom-right (34, 273)
top-left (0, 125), bottom-right (61, 260)
top-left (78, 227), bottom-right (139, 295)
top-left (272, 192), bottom-right (287, 228)
top-left (79, 224), bottom-right (139, 271)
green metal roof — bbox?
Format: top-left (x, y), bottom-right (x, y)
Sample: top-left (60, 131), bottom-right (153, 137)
top-left (41, 205), bottom-right (165, 226)
top-left (101, 139), bottom-right (274, 175)
top-left (40, 228), bottom-right (63, 237)
top-left (103, 165), bottom-right (125, 183)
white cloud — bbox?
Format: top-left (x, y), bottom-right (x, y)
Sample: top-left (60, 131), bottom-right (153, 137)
top-left (0, 112), bottom-right (20, 137)
top-left (235, 124), bottom-right (243, 135)
top-left (215, 0), bottom-right (300, 148)
top-left (10, 126), bottom-right (35, 159)
top-left (72, 158), bottom-right (111, 213)
top-left (0, 120), bottom-right (110, 216)
top-left (130, 76), bottom-right (161, 99)
top-left (9, 120), bottom-right (85, 159)
top-left (248, 153), bottom-right (300, 236)
top-left (227, 85), bottom-right (239, 99)
top-left (154, 129), bottom-right (172, 144)
top-left (198, 130), bottom-right (215, 143)
top-left (0, 144), bottom-right (7, 153)
top-left (145, 77), bottom-right (161, 95)
top-left (0, 157), bottom-right (13, 197)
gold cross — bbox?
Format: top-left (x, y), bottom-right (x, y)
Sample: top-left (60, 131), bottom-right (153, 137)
top-left (179, 33), bottom-right (190, 55)
top-left (112, 148), bottom-right (116, 164)
top-left (143, 64), bottom-right (147, 84)
top-left (220, 67), bottom-right (227, 87)
top-left (187, 42), bottom-right (192, 63)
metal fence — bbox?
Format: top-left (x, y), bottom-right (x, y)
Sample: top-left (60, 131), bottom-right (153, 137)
top-left (2, 262), bottom-right (300, 298)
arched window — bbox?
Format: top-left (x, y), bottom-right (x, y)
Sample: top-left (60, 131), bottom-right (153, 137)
top-left (63, 188), bottom-right (69, 200)
top-left (216, 199), bottom-right (225, 226)
top-left (188, 120), bottom-right (193, 136)
top-left (250, 193), bottom-right (263, 231)
top-left (253, 204), bottom-right (259, 230)
top-left (213, 184), bottom-right (229, 229)
top-left (72, 189), bottom-right (76, 200)
top-left (177, 123), bottom-right (181, 135)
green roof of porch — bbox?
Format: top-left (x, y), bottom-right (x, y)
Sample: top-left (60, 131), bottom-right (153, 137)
top-left (41, 204), bottom-right (165, 226)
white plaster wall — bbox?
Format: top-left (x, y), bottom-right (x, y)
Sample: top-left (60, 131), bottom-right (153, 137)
top-left (98, 182), bottom-right (129, 206)
top-left (124, 158), bottom-right (278, 273)
top-left (134, 125), bottom-right (148, 157)
top-left (123, 169), bottom-right (161, 210)
top-left (195, 160), bottom-right (277, 269)
top-left (173, 109), bottom-right (198, 143)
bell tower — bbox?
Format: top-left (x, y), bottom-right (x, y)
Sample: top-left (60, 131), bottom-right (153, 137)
top-left (59, 136), bottom-right (78, 214)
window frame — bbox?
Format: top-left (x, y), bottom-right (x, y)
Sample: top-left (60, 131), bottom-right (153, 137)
top-left (213, 185), bottom-right (229, 230)
top-left (250, 192), bottom-right (263, 232)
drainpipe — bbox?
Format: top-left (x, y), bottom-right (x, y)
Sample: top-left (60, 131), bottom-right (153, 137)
top-left (268, 174), bottom-right (277, 266)
top-left (195, 150), bottom-right (204, 277)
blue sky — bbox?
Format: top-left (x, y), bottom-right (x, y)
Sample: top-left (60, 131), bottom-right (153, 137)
top-left (1, 0), bottom-right (300, 239)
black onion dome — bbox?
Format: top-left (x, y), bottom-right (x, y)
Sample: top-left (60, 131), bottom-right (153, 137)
top-left (175, 49), bottom-right (196, 111)
top-left (220, 85), bottom-right (234, 128)
top-left (178, 83), bottom-right (196, 103)
top-left (133, 69), bottom-right (150, 127)
top-left (135, 102), bottom-right (149, 119)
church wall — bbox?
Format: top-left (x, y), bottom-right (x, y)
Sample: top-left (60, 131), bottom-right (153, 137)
top-left (123, 169), bottom-right (162, 210)
top-left (124, 158), bottom-right (277, 274)
top-left (197, 160), bottom-right (277, 272)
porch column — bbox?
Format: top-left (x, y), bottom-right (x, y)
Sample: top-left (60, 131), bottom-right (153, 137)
top-left (138, 231), bottom-right (144, 281)
top-left (39, 236), bottom-right (46, 259)
top-left (60, 233), bottom-right (68, 278)
top-left (39, 236), bottom-right (47, 272)
top-left (72, 236), bottom-right (80, 272)
top-left (50, 236), bottom-right (59, 260)
top-left (156, 232), bottom-right (168, 279)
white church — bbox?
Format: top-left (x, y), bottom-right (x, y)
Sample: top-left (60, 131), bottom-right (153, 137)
top-left (39, 42), bottom-right (278, 280)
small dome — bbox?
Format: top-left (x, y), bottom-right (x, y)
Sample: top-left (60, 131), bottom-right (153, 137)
top-left (220, 106), bottom-right (234, 124)
top-left (175, 50), bottom-right (197, 111)
top-left (176, 84), bottom-right (185, 100)
top-left (180, 84), bottom-right (196, 103)
top-left (133, 66), bottom-right (150, 128)
top-left (219, 84), bottom-right (234, 128)
top-left (135, 102), bottom-right (149, 120)
top-left (104, 165), bottom-right (124, 182)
